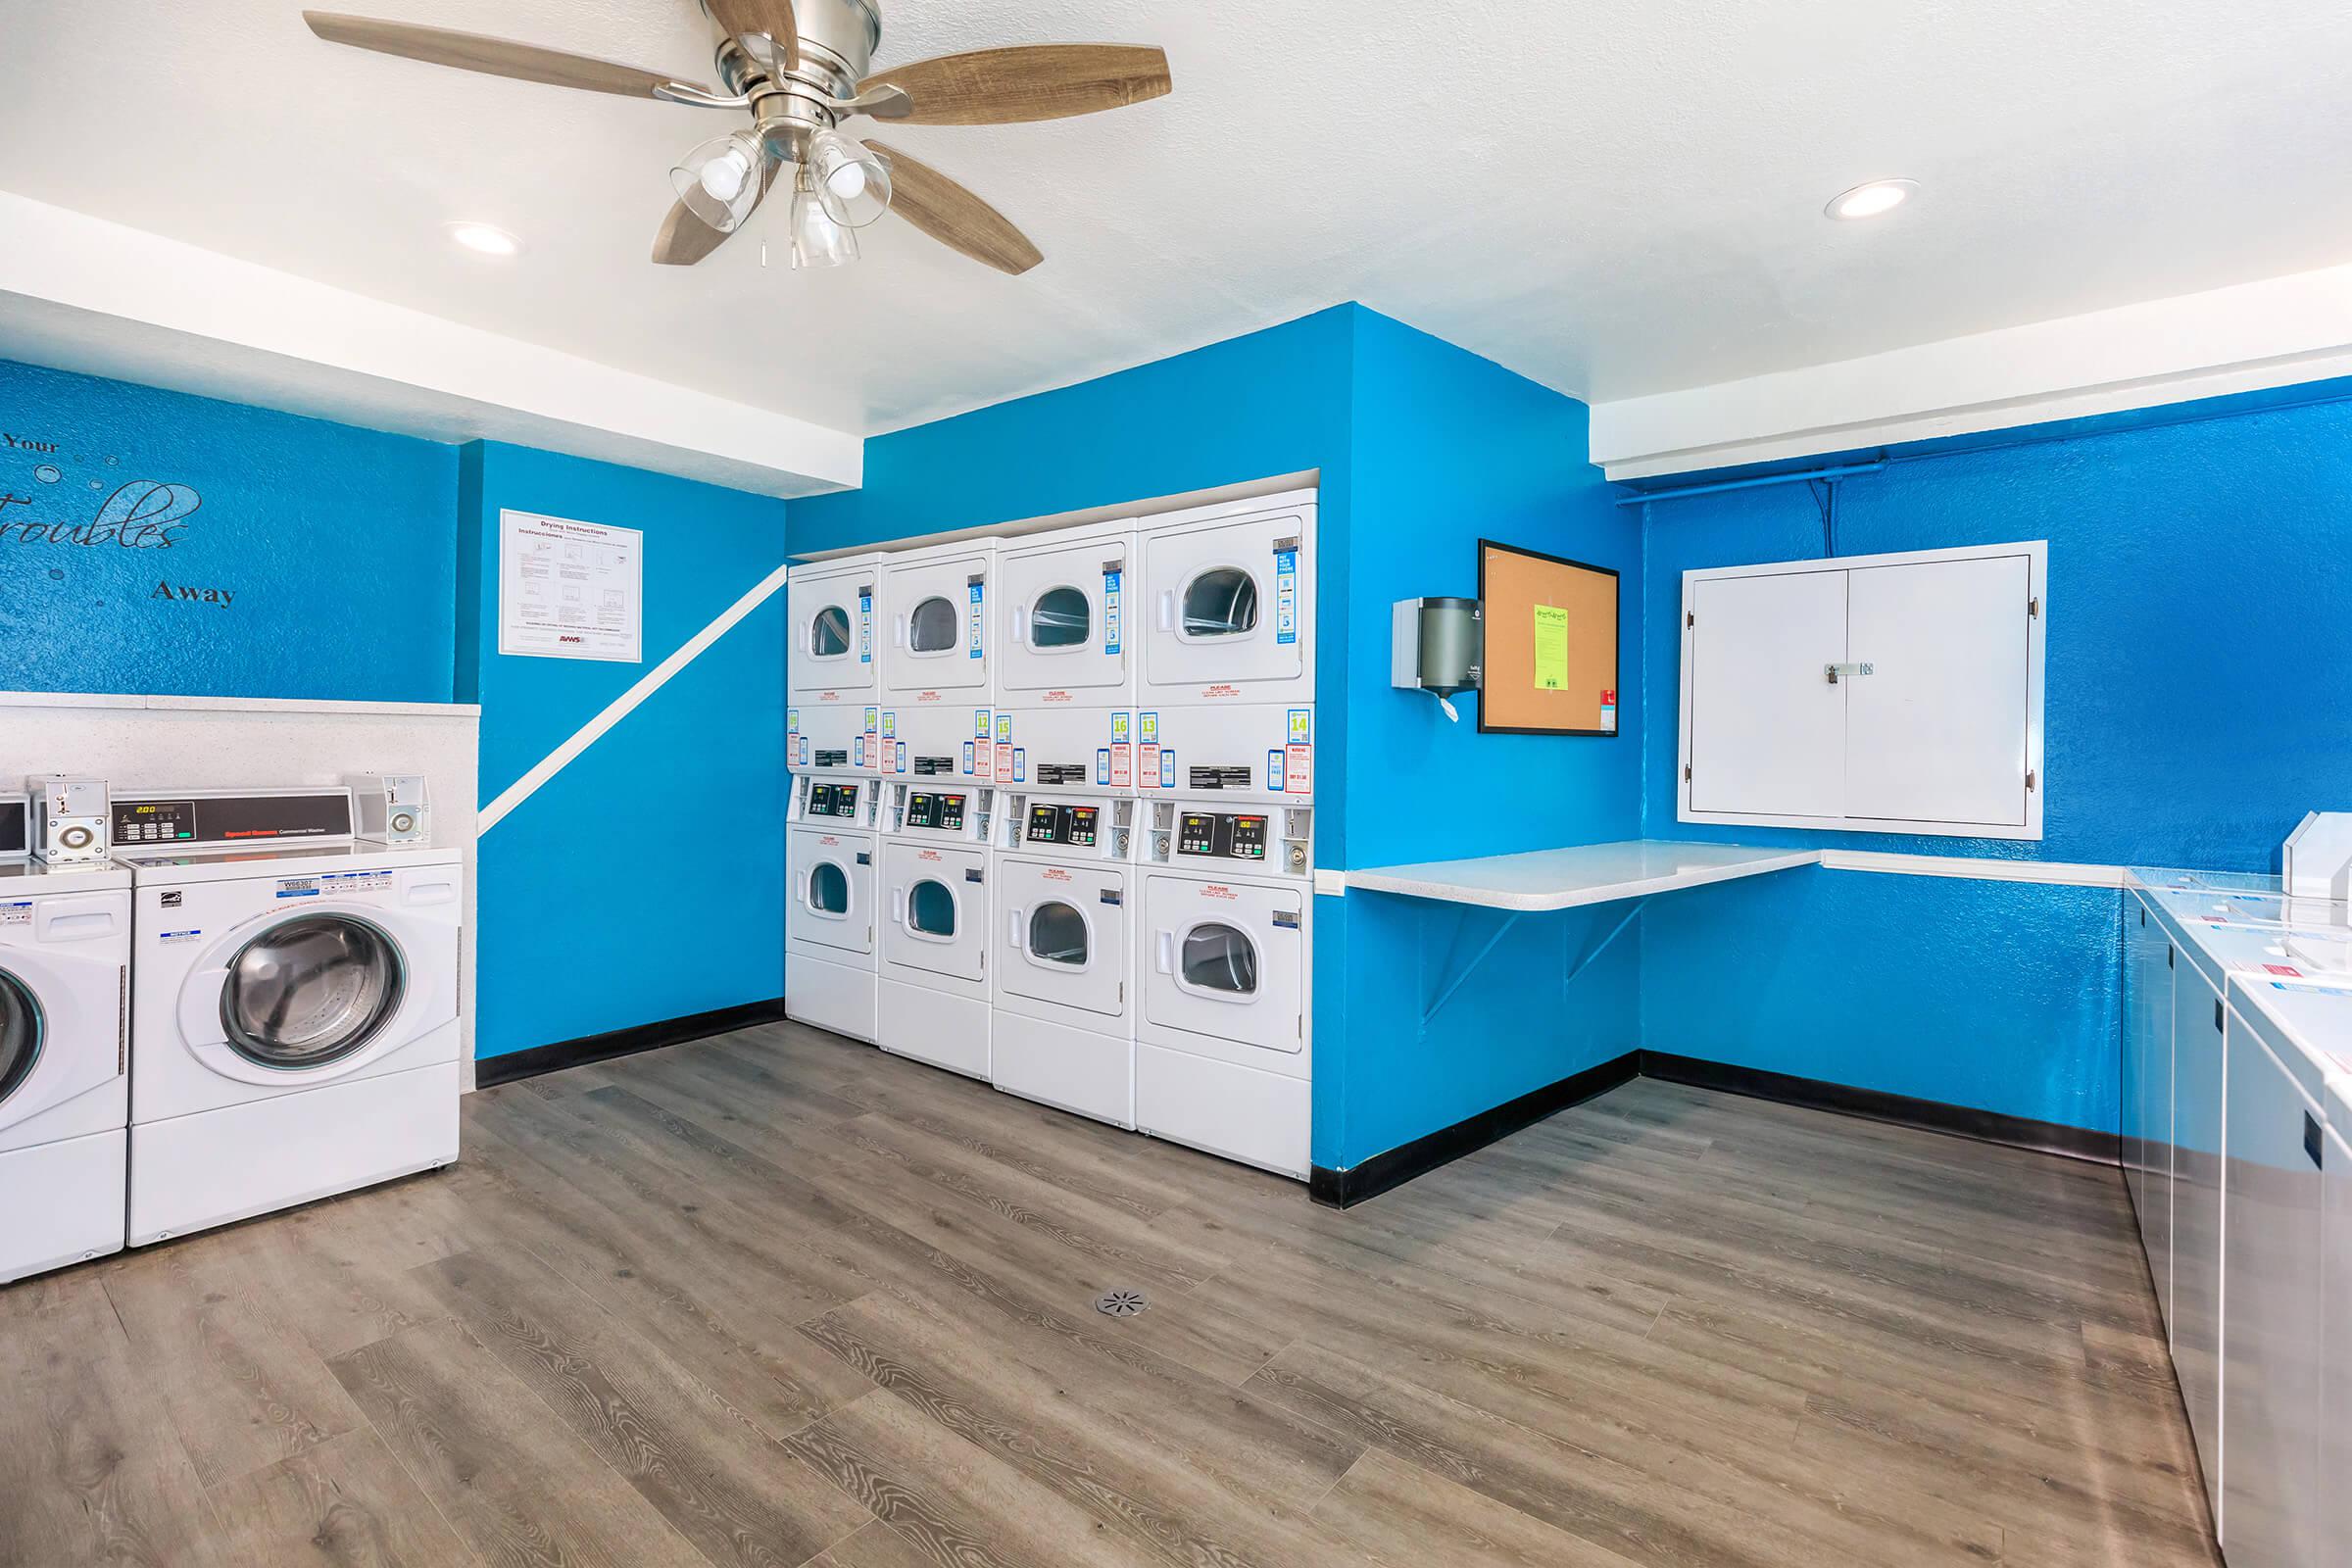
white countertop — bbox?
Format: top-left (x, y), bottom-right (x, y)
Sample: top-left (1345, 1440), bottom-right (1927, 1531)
top-left (1344, 840), bottom-right (1820, 912)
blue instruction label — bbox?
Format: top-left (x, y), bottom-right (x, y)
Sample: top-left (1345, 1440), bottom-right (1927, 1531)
top-left (968, 582), bottom-right (984, 658)
top-left (1273, 550), bottom-right (1298, 645)
top-left (1104, 568), bottom-right (1123, 655)
top-left (859, 593), bottom-right (872, 662)
top-left (1160, 750), bottom-right (1177, 789)
top-left (1097, 748), bottom-right (1111, 785)
top-left (1266, 750), bottom-right (1285, 790)
top-left (1013, 748), bottom-right (1027, 783)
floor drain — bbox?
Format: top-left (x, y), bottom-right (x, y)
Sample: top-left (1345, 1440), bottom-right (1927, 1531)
top-left (1094, 1289), bottom-right (1148, 1317)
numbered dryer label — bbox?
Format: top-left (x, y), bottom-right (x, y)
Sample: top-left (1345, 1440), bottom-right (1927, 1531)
top-left (1139, 710), bottom-right (1158, 743)
top-left (1103, 567), bottom-right (1123, 655)
top-left (1273, 548), bottom-right (1298, 645)
top-left (974, 709), bottom-right (991, 739)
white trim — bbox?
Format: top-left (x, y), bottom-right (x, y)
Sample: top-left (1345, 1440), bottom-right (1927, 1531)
top-left (1312, 868), bottom-right (1348, 898)
top-left (1591, 261), bottom-right (2352, 480)
top-left (0, 691), bottom-right (480, 718)
top-left (791, 470), bottom-right (1322, 564)
top-left (479, 563), bottom-right (790, 834)
top-left (1819, 851), bottom-right (2126, 889)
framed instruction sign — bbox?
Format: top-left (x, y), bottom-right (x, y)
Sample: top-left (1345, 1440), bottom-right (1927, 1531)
top-left (1477, 537), bottom-right (1618, 736)
top-left (499, 510), bottom-right (643, 663)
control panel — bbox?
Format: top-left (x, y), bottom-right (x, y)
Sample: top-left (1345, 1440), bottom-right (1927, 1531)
top-left (110, 788), bottom-right (355, 852)
top-left (1027, 802), bottom-right (1101, 847)
top-left (791, 772), bottom-right (879, 828)
top-left (995, 791), bottom-right (1134, 860)
top-left (906, 791), bottom-right (968, 832)
top-left (809, 782), bottom-right (861, 819)
top-left (1148, 799), bottom-right (1312, 877)
top-left (887, 782), bottom-right (991, 844)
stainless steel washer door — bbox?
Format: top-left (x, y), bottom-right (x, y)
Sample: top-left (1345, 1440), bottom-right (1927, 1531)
top-left (0, 969), bottom-right (41, 1104)
top-left (220, 915), bottom-right (406, 1069)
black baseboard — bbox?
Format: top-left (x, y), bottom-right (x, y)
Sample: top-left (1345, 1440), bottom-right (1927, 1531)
top-left (474, 998), bottom-right (787, 1089)
top-left (1638, 1051), bottom-right (2123, 1167)
top-left (1309, 1052), bottom-right (1640, 1209)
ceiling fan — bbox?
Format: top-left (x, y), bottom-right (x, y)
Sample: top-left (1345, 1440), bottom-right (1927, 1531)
top-left (301, 1), bottom-right (1172, 274)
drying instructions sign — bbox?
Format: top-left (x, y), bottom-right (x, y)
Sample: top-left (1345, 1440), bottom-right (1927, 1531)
top-left (1531, 604), bottom-right (1569, 691)
top-left (498, 510), bottom-right (644, 663)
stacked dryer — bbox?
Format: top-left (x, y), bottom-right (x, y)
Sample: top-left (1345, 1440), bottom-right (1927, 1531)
top-left (875, 538), bottom-right (1002, 1077)
top-left (1132, 491), bottom-right (1317, 1178)
top-left (990, 517), bottom-right (1142, 1127)
top-left (787, 554), bottom-right (886, 1041)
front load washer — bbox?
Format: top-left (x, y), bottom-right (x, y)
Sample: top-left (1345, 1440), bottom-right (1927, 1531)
top-left (880, 539), bottom-right (1001, 789)
top-left (1138, 491), bottom-right (1315, 709)
top-left (0, 793), bottom-right (132, 1284)
top-left (1133, 800), bottom-right (1314, 1178)
top-left (114, 787), bottom-right (463, 1245)
top-left (786, 774), bottom-right (883, 1043)
top-left (991, 789), bottom-right (1140, 1128)
top-left (878, 781), bottom-right (994, 1080)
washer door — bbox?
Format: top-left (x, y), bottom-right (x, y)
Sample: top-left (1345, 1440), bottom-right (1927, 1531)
top-left (1143, 875), bottom-right (1302, 1054)
top-left (219, 914), bottom-right (405, 1069)
top-left (998, 859), bottom-right (1126, 1017)
top-left (0, 969), bottom-right (42, 1108)
top-left (880, 843), bottom-right (987, 983)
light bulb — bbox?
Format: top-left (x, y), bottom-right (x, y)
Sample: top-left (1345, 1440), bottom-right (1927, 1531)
top-left (700, 150), bottom-right (750, 202)
top-left (1825, 179), bottom-right (1919, 220)
top-left (808, 129), bottom-right (892, 229)
top-left (827, 163), bottom-right (867, 203)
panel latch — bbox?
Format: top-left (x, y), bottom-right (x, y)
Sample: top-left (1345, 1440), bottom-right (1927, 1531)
top-left (1824, 662), bottom-right (1875, 683)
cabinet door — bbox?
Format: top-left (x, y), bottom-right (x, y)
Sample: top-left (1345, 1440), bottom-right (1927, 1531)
top-left (1844, 553), bottom-right (2034, 827)
top-left (1685, 569), bottom-right (1847, 818)
top-left (2172, 961), bottom-right (2228, 1516)
top-left (2123, 900), bottom-right (2146, 1213)
top-left (2144, 929), bottom-right (2177, 1335)
top-left (2324, 1123), bottom-right (2351, 1557)
top-left (2221, 1018), bottom-right (2325, 1568)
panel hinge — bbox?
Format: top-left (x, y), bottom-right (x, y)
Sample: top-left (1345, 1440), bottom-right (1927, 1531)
top-left (2026, 769), bottom-right (2036, 792)
top-left (1686, 610), bottom-right (1695, 628)
top-left (2029, 596), bottom-right (2039, 618)
top-left (1683, 763), bottom-right (1693, 783)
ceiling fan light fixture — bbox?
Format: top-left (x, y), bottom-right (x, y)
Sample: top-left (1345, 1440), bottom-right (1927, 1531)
top-left (445, 221), bottom-right (522, 257)
top-left (1826, 178), bottom-right (1918, 220)
top-left (789, 168), bottom-right (860, 269)
top-left (808, 129), bottom-right (893, 228)
top-left (671, 129), bottom-right (768, 233)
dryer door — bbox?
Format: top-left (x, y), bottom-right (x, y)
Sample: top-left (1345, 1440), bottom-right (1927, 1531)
top-left (789, 569), bottom-right (876, 701)
top-left (789, 828), bottom-right (875, 958)
top-left (883, 555), bottom-right (989, 698)
top-left (998, 859), bottom-right (1126, 1017)
top-left (881, 843), bottom-right (987, 983)
top-left (176, 900), bottom-right (455, 1087)
top-left (1141, 510), bottom-right (1305, 694)
top-left (1143, 875), bottom-right (1302, 1054)
top-left (0, 917), bottom-right (123, 1136)
top-left (998, 534), bottom-right (1131, 697)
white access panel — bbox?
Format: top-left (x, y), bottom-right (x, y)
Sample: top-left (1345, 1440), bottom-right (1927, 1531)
top-left (881, 542), bottom-right (996, 702)
top-left (1684, 568), bottom-right (1847, 819)
top-left (1845, 553), bottom-right (2033, 828)
top-left (996, 519), bottom-right (1135, 699)
top-left (1138, 493), bottom-right (1315, 705)
top-left (2323, 1120), bottom-right (2352, 1561)
top-left (1678, 541), bottom-right (2045, 839)
top-left (2173, 958), bottom-right (2228, 1520)
top-left (788, 556), bottom-right (881, 704)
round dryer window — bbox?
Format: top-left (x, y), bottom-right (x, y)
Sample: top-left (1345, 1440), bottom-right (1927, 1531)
top-left (1181, 568), bottom-right (1259, 639)
top-left (908, 880), bottom-right (956, 937)
top-left (1028, 903), bottom-right (1089, 965)
top-left (808, 862), bottom-right (851, 915)
top-left (907, 596), bottom-right (959, 654)
top-left (1030, 587), bottom-right (1091, 649)
top-left (0, 969), bottom-right (42, 1104)
top-left (1181, 924), bottom-right (1259, 995)
top-left (220, 914), bottom-right (406, 1069)
top-left (811, 606), bottom-right (854, 658)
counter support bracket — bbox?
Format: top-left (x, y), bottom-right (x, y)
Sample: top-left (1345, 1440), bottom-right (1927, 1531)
top-left (1420, 896), bottom-right (1649, 1033)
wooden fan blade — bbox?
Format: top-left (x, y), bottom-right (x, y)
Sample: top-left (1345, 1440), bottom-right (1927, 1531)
top-left (706, 0), bottom-right (799, 72)
top-left (868, 142), bottom-right (1042, 275)
top-left (303, 12), bottom-right (710, 98)
top-left (858, 44), bottom-right (1170, 126)
top-left (652, 154), bottom-right (781, 266)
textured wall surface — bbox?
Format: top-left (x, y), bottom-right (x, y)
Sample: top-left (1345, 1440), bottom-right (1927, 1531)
top-left (0, 359), bottom-right (458, 701)
top-left (461, 441), bottom-right (790, 1060)
top-left (1636, 392), bottom-right (2352, 1131)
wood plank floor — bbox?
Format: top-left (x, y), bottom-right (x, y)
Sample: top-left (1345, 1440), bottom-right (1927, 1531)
top-left (0, 1020), bottom-right (2222, 1568)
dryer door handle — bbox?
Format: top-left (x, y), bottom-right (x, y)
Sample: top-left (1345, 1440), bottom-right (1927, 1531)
top-left (1156, 589), bottom-right (1175, 632)
top-left (892, 613), bottom-right (907, 649)
top-left (1007, 906), bottom-right (1024, 947)
top-left (891, 885), bottom-right (906, 924)
top-left (1155, 929), bottom-right (1175, 975)
top-left (1010, 605), bottom-right (1027, 645)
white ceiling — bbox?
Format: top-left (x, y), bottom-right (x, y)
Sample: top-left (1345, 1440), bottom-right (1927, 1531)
top-left (5, 0), bottom-right (2352, 442)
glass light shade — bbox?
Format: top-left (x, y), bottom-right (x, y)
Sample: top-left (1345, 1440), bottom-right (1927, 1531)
top-left (670, 130), bottom-right (767, 233)
top-left (808, 129), bottom-right (892, 228)
top-left (790, 169), bottom-right (859, 269)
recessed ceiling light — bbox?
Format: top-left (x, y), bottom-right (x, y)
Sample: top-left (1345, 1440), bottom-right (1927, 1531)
top-left (445, 221), bottom-right (522, 257)
top-left (1825, 179), bottom-right (1918, 220)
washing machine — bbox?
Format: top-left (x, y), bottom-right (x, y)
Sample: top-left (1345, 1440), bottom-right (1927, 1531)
top-left (991, 788), bottom-right (1140, 1128)
top-left (879, 538), bottom-right (1000, 788)
top-left (113, 787), bottom-right (463, 1245)
top-left (786, 773), bottom-right (883, 1043)
top-left (0, 793), bottom-right (132, 1283)
top-left (1133, 799), bottom-right (1314, 1178)
top-left (877, 781), bottom-right (994, 1079)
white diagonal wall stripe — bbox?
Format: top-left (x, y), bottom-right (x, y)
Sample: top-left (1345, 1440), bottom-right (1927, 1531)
top-left (479, 562), bottom-right (790, 835)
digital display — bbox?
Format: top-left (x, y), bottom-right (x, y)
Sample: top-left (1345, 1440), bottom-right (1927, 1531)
top-left (112, 793), bottom-right (351, 846)
top-left (809, 783), bottom-right (840, 817)
top-left (906, 793), bottom-right (966, 832)
top-left (1027, 804), bottom-right (1062, 843)
top-left (1176, 811), bottom-right (1268, 860)
top-left (1025, 804), bottom-right (1103, 847)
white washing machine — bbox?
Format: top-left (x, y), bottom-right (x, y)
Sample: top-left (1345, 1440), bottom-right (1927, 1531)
top-left (1137, 491), bottom-right (1315, 709)
top-left (0, 793), bottom-right (132, 1284)
top-left (1133, 800), bottom-right (1314, 1179)
top-left (114, 787), bottom-right (463, 1245)
top-left (877, 782), bottom-right (994, 1080)
top-left (786, 774), bottom-right (883, 1043)
top-left (880, 539), bottom-right (1000, 789)
top-left (788, 553), bottom-right (883, 707)
top-left (991, 788), bottom-right (1140, 1128)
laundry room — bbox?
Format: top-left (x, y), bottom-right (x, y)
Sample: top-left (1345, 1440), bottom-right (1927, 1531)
top-left (3, 4), bottom-right (2350, 1566)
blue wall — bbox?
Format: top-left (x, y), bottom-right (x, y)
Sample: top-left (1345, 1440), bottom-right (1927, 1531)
top-left (1637, 393), bottom-right (2352, 1132)
top-left (459, 442), bottom-right (791, 1060)
top-left (0, 359), bottom-right (458, 701)
top-left (1321, 313), bottom-right (1640, 1169)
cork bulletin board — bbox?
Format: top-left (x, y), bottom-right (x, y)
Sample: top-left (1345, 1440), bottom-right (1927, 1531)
top-left (1477, 538), bottom-right (1620, 736)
